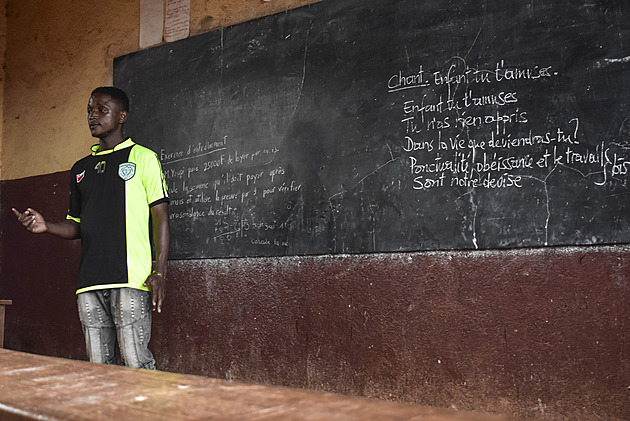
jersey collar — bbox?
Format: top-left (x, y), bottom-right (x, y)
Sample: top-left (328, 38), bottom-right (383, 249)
top-left (91, 138), bottom-right (135, 156)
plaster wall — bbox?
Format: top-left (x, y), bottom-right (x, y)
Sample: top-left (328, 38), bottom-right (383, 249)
top-left (0, 1), bottom-right (628, 420)
top-left (0, 0), bottom-right (5, 175)
top-left (1, 0), bottom-right (318, 181)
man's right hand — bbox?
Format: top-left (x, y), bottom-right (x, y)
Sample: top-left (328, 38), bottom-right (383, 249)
top-left (12, 208), bottom-right (48, 234)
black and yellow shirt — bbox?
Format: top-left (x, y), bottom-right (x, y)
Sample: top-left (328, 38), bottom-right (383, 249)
top-left (67, 138), bottom-right (169, 293)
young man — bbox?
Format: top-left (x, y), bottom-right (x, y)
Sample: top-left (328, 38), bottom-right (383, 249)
top-left (13, 87), bottom-right (169, 369)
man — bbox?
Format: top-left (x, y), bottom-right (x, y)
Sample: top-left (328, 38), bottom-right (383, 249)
top-left (13, 87), bottom-right (169, 370)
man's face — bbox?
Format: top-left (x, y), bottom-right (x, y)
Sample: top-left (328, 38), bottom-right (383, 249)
top-left (87, 93), bottom-right (127, 138)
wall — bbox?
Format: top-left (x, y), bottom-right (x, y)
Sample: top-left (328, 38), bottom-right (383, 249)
top-left (0, 1), bottom-right (628, 420)
top-left (1, 0), bottom-right (320, 181)
top-left (0, 0), bottom-right (5, 174)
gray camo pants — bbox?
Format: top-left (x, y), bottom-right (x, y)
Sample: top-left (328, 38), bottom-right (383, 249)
top-left (77, 288), bottom-right (156, 370)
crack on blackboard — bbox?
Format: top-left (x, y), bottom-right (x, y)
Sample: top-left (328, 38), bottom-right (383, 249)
top-left (542, 177), bottom-right (551, 246)
top-left (472, 197), bottom-right (479, 249)
top-left (404, 46), bottom-right (412, 72)
top-left (457, 143), bottom-right (613, 249)
top-left (453, 187), bottom-right (478, 249)
top-left (445, 56), bottom-right (467, 108)
top-left (519, 162), bottom-right (564, 246)
top-left (219, 28), bottom-right (225, 103)
top-left (514, 174), bottom-right (551, 246)
top-left (291, 27), bottom-right (311, 122)
top-left (519, 153), bottom-right (618, 246)
top-left (465, 26), bottom-right (483, 60)
top-left (328, 143), bottom-right (399, 201)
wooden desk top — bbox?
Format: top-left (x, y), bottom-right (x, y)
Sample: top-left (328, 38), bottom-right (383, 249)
top-left (0, 349), bottom-right (516, 421)
top-left (0, 300), bottom-right (12, 306)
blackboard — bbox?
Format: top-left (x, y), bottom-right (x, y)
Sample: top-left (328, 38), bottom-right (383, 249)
top-left (114, 0), bottom-right (630, 259)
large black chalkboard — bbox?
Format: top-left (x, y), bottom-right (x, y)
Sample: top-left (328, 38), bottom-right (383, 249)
top-left (114, 0), bottom-right (630, 259)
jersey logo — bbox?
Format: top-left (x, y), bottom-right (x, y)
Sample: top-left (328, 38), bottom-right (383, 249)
top-left (76, 170), bottom-right (85, 183)
top-left (119, 162), bottom-right (136, 181)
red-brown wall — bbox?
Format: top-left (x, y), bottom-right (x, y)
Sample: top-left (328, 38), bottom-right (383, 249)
top-left (1, 172), bottom-right (83, 357)
top-left (1, 171), bottom-right (628, 420)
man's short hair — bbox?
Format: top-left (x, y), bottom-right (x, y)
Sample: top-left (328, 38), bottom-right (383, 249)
top-left (91, 86), bottom-right (130, 112)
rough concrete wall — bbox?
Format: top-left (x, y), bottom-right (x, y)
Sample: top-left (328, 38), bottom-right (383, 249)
top-left (0, 0), bottom-right (6, 175)
top-left (1, 0), bottom-right (318, 181)
top-left (0, 0), bottom-right (6, 282)
top-left (2, 0), bottom-right (136, 180)
top-left (151, 249), bottom-right (629, 420)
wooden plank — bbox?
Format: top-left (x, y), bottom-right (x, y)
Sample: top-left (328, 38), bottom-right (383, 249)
top-left (0, 350), bottom-right (517, 421)
top-left (0, 300), bottom-right (11, 348)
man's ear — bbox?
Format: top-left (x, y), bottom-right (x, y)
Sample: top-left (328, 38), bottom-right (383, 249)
top-left (119, 110), bottom-right (128, 124)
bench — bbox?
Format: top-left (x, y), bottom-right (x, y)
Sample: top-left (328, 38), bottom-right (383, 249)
top-left (0, 349), bottom-right (516, 420)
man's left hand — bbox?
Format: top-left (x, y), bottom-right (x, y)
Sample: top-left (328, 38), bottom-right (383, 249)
top-left (144, 272), bottom-right (166, 313)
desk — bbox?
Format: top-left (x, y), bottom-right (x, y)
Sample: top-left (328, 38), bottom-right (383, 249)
top-left (0, 350), bottom-right (517, 421)
top-left (0, 300), bottom-right (11, 348)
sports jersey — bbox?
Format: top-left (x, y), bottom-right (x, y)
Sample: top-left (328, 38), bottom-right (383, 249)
top-left (67, 138), bottom-right (169, 293)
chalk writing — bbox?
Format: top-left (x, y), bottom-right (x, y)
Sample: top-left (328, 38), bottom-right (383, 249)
top-left (160, 134), bottom-right (302, 251)
top-left (389, 58), bottom-right (630, 194)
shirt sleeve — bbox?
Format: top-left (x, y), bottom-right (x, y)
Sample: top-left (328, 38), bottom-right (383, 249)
top-left (139, 147), bottom-right (169, 207)
top-left (66, 164), bottom-right (82, 223)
